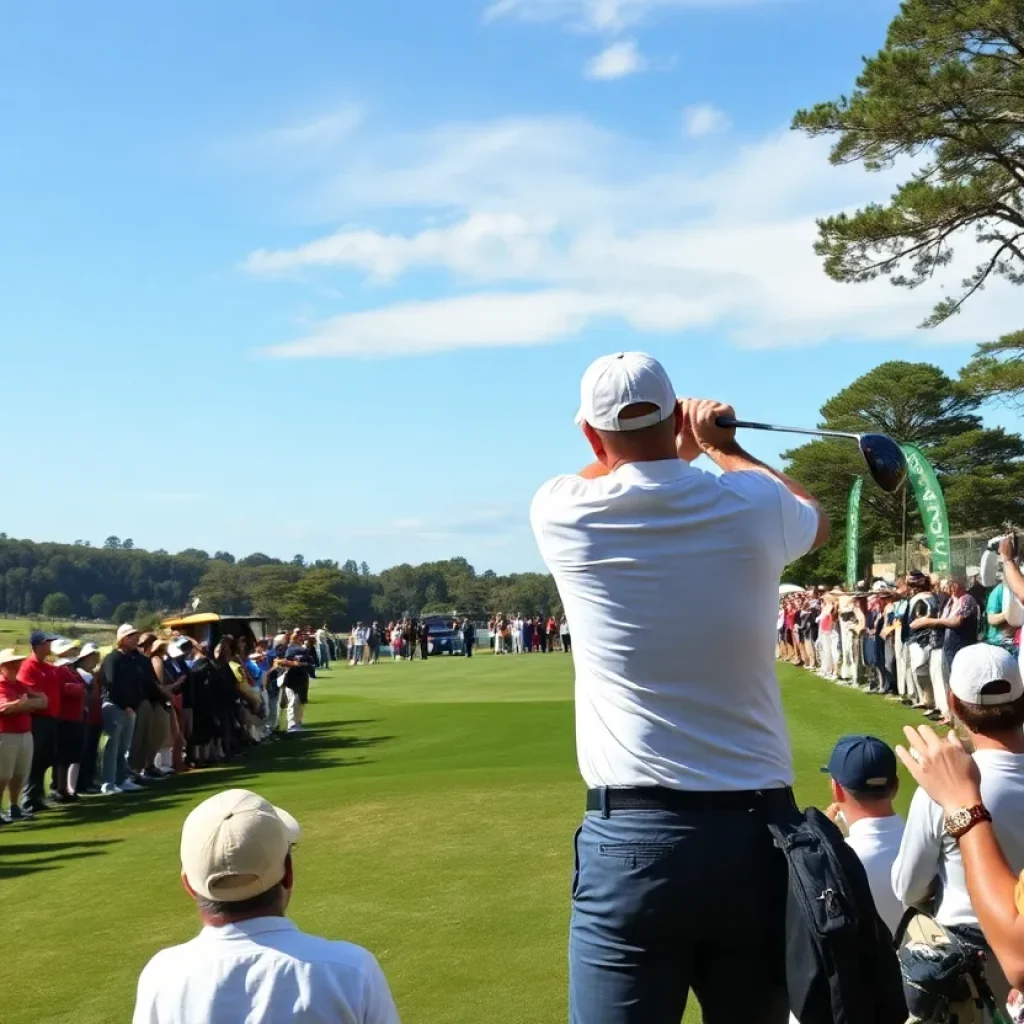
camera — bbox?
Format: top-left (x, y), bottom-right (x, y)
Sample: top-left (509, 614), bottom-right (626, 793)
top-left (987, 532), bottom-right (1019, 557)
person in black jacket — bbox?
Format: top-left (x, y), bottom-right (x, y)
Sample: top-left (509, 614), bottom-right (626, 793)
top-left (100, 624), bottom-right (147, 794)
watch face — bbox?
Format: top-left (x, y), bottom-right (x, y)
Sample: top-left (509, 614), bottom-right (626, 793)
top-left (948, 809), bottom-right (971, 833)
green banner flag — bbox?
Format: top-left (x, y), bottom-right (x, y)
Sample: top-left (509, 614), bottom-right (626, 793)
top-left (846, 476), bottom-right (863, 590)
top-left (901, 443), bottom-right (951, 574)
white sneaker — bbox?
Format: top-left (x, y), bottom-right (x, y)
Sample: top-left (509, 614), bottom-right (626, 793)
top-left (100, 783), bottom-right (122, 795)
top-left (120, 779), bottom-right (143, 792)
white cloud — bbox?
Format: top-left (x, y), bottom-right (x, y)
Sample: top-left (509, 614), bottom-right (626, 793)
top-left (682, 103), bottom-right (730, 137)
top-left (585, 39), bottom-right (647, 79)
top-left (245, 111), bottom-right (1023, 359)
top-left (262, 106), bottom-right (365, 152)
top-left (222, 104), bottom-right (365, 170)
top-left (247, 212), bottom-right (553, 279)
top-left (484, 0), bottom-right (763, 32)
top-left (265, 290), bottom-right (714, 358)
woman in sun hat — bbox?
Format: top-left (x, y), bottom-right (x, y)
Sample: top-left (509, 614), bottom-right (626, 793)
top-left (0, 649), bottom-right (47, 822)
top-left (50, 637), bottom-right (87, 802)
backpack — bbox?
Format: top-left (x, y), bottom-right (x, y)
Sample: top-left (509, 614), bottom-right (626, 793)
top-left (895, 912), bottom-right (1001, 1024)
top-left (769, 807), bottom-right (907, 1024)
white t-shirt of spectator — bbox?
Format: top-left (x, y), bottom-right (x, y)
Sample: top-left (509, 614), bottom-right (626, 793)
top-left (893, 750), bottom-right (1024, 928)
top-left (845, 815), bottom-right (906, 936)
top-left (530, 459), bottom-right (819, 791)
top-left (133, 917), bottom-right (400, 1024)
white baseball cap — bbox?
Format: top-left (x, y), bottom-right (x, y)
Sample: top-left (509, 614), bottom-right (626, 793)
top-left (950, 645), bottom-right (1024, 706)
top-left (0, 648), bottom-right (26, 667)
top-left (575, 352), bottom-right (676, 432)
top-left (51, 637), bottom-right (81, 657)
top-left (180, 789), bottom-right (301, 902)
top-left (116, 623), bottom-right (139, 642)
top-left (74, 642), bottom-right (100, 661)
top-left (167, 637), bottom-right (193, 658)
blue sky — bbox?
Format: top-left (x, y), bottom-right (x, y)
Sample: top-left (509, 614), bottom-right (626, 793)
top-left (2, 0), bottom-right (1019, 574)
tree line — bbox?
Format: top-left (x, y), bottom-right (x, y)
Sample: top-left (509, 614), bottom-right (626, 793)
top-left (0, 536), bottom-right (560, 631)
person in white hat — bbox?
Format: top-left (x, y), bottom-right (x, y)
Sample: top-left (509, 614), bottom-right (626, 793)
top-left (73, 642), bottom-right (105, 794)
top-left (897, 722), bottom-right (1024, 996)
top-left (892, 644), bottom-right (1024, 1006)
top-left (530, 352), bottom-right (828, 1023)
top-left (50, 637), bottom-right (87, 802)
top-left (98, 624), bottom-right (146, 795)
top-left (132, 788), bottom-right (401, 1024)
top-left (0, 649), bottom-right (48, 822)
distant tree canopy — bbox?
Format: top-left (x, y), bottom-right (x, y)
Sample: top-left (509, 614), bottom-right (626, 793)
top-left (41, 592), bottom-right (73, 619)
top-left (0, 536), bottom-right (559, 631)
top-left (793, 0), bottom-right (1024, 327)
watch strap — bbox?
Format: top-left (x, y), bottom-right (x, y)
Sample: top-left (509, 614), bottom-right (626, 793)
top-left (944, 804), bottom-right (992, 839)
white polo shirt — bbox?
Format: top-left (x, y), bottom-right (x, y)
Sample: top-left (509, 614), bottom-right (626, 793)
top-left (893, 749), bottom-right (1024, 928)
top-left (845, 815), bottom-right (906, 936)
top-left (132, 917), bottom-right (401, 1024)
top-left (530, 459), bottom-right (819, 791)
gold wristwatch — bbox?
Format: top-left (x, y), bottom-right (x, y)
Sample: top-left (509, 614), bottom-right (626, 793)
top-left (943, 804), bottom-right (992, 840)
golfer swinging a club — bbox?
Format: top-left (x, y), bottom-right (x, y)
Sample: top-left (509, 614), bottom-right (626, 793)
top-left (530, 353), bottom-right (829, 1024)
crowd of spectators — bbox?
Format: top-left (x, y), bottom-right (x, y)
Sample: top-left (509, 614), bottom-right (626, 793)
top-left (778, 569), bottom-right (1003, 726)
top-left (0, 622), bottom-right (328, 821)
top-left (779, 557), bottom-right (1024, 1020)
top-left (488, 614), bottom-right (569, 654)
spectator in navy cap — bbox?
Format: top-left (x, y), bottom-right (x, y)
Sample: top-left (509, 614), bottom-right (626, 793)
top-left (823, 734), bottom-right (905, 935)
top-left (16, 631), bottom-right (62, 812)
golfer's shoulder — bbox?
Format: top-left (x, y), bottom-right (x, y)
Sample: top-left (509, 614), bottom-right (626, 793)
top-left (530, 474), bottom-right (607, 521)
top-left (717, 469), bottom-right (792, 510)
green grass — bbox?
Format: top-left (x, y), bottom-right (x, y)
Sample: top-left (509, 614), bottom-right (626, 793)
top-left (0, 655), bottom-right (924, 1024)
top-left (0, 616), bottom-right (115, 653)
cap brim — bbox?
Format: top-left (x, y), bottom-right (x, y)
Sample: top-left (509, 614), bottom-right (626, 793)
top-left (274, 806), bottom-right (301, 845)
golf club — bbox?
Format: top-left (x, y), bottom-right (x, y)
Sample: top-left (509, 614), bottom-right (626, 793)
top-left (714, 417), bottom-right (908, 493)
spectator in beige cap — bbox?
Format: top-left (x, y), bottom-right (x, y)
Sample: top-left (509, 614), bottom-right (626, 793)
top-left (132, 788), bottom-right (401, 1024)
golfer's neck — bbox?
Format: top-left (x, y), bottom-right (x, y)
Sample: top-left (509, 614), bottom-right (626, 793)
top-left (971, 730), bottom-right (1024, 755)
top-left (605, 449), bottom-right (681, 472)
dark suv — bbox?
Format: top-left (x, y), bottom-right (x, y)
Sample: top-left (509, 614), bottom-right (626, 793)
top-left (422, 615), bottom-right (462, 655)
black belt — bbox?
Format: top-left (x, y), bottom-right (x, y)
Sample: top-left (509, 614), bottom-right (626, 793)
top-left (585, 786), bottom-right (795, 815)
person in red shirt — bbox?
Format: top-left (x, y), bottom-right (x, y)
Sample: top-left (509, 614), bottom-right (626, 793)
top-left (0, 648), bottom-right (47, 823)
top-left (51, 638), bottom-right (87, 802)
top-left (16, 630), bottom-right (61, 813)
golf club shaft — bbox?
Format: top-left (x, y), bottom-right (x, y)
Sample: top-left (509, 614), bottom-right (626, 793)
top-left (715, 417), bottom-right (859, 441)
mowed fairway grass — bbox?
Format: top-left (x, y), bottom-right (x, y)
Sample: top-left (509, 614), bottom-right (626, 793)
top-left (0, 617), bottom-right (115, 652)
top-left (2, 653), bottom-right (927, 1024)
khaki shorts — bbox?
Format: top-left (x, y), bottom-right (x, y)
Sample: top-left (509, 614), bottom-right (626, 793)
top-left (0, 731), bottom-right (33, 779)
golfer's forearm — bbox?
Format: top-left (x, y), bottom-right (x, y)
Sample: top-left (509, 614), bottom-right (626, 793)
top-left (1004, 560), bottom-right (1024, 606)
top-left (959, 822), bottom-right (1024, 987)
top-left (705, 443), bottom-right (817, 504)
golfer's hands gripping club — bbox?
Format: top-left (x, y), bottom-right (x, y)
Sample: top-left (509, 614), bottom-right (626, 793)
top-left (677, 399), bottom-right (737, 461)
top-left (895, 724), bottom-right (982, 815)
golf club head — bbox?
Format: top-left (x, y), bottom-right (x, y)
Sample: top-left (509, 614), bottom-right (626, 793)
top-left (859, 434), bottom-right (907, 493)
